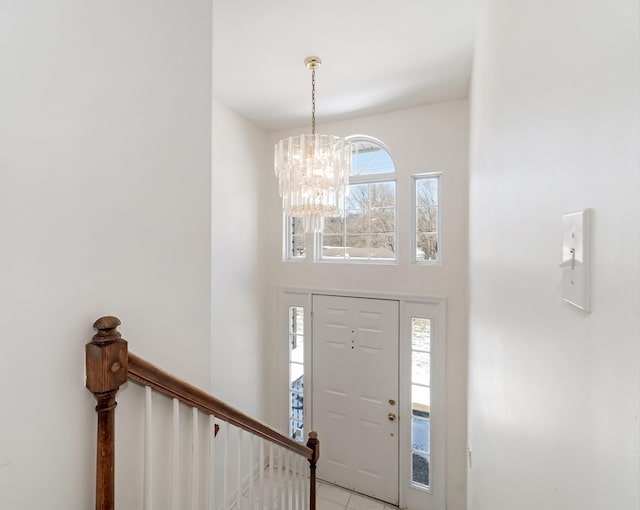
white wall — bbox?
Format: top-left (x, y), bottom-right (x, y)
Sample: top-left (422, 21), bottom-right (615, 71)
top-left (468, 1), bottom-right (639, 509)
top-left (266, 100), bottom-right (470, 510)
top-left (0, 2), bottom-right (212, 508)
top-left (211, 99), bottom-right (270, 419)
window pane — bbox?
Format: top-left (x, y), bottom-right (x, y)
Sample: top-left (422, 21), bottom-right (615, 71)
top-left (370, 208), bottom-right (395, 233)
top-left (291, 335), bottom-right (304, 363)
top-left (416, 207), bottom-right (438, 233)
top-left (412, 352), bottom-right (430, 386)
top-left (370, 235), bottom-right (395, 259)
top-left (290, 362), bottom-right (304, 384)
top-left (345, 184), bottom-right (369, 210)
top-left (287, 218), bottom-right (306, 259)
top-left (416, 178), bottom-right (438, 207)
top-left (412, 416), bottom-right (430, 452)
top-left (411, 318), bottom-right (431, 352)
top-left (322, 235), bottom-right (345, 258)
top-left (290, 419), bottom-right (304, 441)
top-left (412, 452), bottom-right (430, 487)
top-left (291, 235), bottom-right (306, 258)
top-left (412, 384), bottom-right (430, 409)
top-left (289, 306), bottom-right (304, 334)
top-left (370, 182), bottom-right (395, 207)
top-left (416, 233), bottom-right (438, 261)
top-left (345, 211), bottom-right (369, 234)
top-left (346, 235), bottom-right (369, 258)
top-left (324, 216), bottom-right (345, 235)
top-left (351, 144), bottom-right (394, 176)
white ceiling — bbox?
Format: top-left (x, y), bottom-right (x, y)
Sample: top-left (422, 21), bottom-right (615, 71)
top-left (212, 0), bottom-right (477, 132)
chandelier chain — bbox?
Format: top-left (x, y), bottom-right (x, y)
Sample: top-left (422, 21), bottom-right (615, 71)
top-left (311, 68), bottom-right (316, 135)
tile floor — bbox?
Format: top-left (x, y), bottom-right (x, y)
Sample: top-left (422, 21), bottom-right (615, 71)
top-left (236, 469), bottom-right (398, 510)
top-left (316, 481), bottom-right (398, 510)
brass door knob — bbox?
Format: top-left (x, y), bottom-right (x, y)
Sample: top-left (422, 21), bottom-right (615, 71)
top-left (388, 412), bottom-right (396, 421)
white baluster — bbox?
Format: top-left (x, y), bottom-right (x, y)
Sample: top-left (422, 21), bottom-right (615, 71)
top-left (144, 386), bottom-right (153, 510)
top-left (268, 442), bottom-right (274, 510)
top-left (248, 434), bottom-right (254, 509)
top-left (303, 454), bottom-right (308, 510)
top-left (237, 427), bottom-right (243, 510)
top-left (172, 398), bottom-right (180, 510)
top-left (298, 455), bottom-right (305, 510)
top-left (223, 422), bottom-right (229, 510)
top-left (208, 416), bottom-right (216, 510)
top-left (192, 407), bottom-right (199, 510)
top-left (294, 455), bottom-right (300, 510)
top-left (286, 450), bottom-right (291, 510)
top-left (259, 439), bottom-right (265, 510)
top-left (277, 448), bottom-right (284, 509)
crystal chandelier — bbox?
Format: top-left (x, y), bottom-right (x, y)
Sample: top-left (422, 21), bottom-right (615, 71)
top-left (274, 57), bottom-right (352, 233)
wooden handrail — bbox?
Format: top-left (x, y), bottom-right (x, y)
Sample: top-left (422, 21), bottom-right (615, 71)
top-left (127, 351), bottom-right (314, 459)
top-left (86, 315), bottom-right (320, 510)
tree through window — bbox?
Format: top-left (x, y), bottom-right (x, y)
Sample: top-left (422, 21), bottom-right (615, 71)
top-left (320, 136), bottom-right (397, 262)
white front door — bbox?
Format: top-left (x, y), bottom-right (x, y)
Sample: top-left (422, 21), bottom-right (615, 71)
top-left (312, 294), bottom-right (399, 505)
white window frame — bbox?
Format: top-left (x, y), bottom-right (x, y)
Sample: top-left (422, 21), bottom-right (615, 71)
top-left (316, 135), bottom-right (398, 264)
top-left (412, 173), bottom-right (442, 265)
top-left (400, 298), bottom-right (446, 510)
top-left (278, 290), bottom-right (312, 437)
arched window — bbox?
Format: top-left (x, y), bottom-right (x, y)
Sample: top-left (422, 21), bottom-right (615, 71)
top-left (283, 135), bottom-right (397, 263)
top-left (319, 135), bottom-right (397, 262)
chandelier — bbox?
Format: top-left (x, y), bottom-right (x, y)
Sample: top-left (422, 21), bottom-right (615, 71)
top-left (274, 57), bottom-right (352, 233)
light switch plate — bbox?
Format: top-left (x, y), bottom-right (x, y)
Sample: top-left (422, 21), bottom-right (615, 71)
top-left (560, 209), bottom-right (591, 312)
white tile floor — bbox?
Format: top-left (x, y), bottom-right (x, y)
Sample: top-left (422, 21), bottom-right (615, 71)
top-left (316, 481), bottom-right (398, 510)
top-left (236, 468), bottom-right (398, 510)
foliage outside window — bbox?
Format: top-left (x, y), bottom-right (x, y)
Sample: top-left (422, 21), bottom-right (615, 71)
top-left (320, 136), bottom-right (397, 262)
top-left (411, 317), bottom-right (431, 488)
top-left (413, 175), bottom-right (440, 263)
top-left (288, 306), bottom-right (305, 441)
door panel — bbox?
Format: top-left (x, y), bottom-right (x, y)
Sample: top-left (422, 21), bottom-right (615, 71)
top-left (312, 295), bottom-right (399, 505)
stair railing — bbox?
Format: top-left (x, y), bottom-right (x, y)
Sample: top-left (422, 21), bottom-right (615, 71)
top-left (85, 316), bottom-right (319, 510)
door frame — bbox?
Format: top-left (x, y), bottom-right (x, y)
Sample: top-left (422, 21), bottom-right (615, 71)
top-left (278, 287), bottom-right (447, 510)
top-left (312, 293), bottom-right (400, 504)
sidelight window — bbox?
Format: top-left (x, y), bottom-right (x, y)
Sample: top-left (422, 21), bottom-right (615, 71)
top-left (288, 306), bottom-right (305, 441)
top-left (411, 317), bottom-right (431, 488)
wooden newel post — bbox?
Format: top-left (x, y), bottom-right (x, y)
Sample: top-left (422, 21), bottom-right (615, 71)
top-left (306, 431), bottom-right (320, 510)
top-left (86, 316), bottom-right (128, 510)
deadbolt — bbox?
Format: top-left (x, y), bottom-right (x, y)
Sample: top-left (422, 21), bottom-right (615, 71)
top-left (388, 399), bottom-right (396, 406)
top-left (388, 412), bottom-right (396, 421)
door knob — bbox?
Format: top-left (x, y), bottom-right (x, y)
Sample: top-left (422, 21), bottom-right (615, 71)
top-left (388, 412), bottom-right (396, 421)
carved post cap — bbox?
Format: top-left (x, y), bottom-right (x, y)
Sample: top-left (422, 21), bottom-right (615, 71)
top-left (307, 430), bottom-right (320, 464)
top-left (92, 316), bottom-right (122, 343)
top-left (86, 316), bottom-right (128, 394)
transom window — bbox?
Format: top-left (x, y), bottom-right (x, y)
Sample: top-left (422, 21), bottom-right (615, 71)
top-left (319, 136), bottom-right (397, 262)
